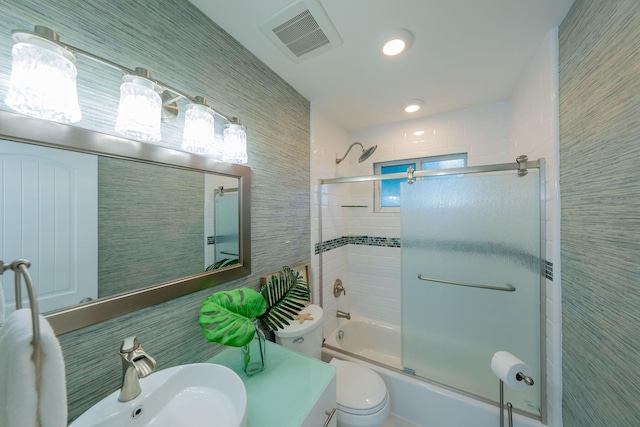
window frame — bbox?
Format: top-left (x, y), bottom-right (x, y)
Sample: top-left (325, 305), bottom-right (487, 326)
top-left (373, 152), bottom-right (468, 212)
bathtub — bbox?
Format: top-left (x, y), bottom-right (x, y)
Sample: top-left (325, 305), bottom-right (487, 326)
top-left (322, 315), bottom-right (543, 427)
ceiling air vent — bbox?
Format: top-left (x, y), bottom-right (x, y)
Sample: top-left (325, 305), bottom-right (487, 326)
top-left (260, 0), bottom-right (343, 63)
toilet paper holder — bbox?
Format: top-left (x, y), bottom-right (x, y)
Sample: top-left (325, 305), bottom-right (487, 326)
top-left (515, 372), bottom-right (534, 386)
top-left (498, 372), bottom-right (534, 427)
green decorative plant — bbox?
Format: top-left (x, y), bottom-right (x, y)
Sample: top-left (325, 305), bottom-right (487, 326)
top-left (199, 287), bottom-right (268, 375)
top-left (259, 266), bottom-right (311, 331)
top-left (204, 257), bottom-right (239, 271)
top-left (199, 287), bottom-right (267, 347)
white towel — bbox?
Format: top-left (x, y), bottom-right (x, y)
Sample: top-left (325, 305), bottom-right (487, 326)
top-left (0, 309), bottom-right (67, 427)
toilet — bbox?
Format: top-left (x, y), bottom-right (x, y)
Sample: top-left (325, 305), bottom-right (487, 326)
top-left (274, 304), bottom-right (390, 427)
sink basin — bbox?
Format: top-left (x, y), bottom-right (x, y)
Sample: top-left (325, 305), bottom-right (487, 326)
top-left (70, 363), bottom-right (247, 427)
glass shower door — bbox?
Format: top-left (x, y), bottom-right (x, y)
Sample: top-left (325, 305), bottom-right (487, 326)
top-left (401, 171), bottom-right (541, 416)
top-left (214, 189), bottom-right (239, 264)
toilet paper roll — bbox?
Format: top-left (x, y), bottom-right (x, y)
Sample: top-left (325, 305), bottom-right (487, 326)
top-left (491, 351), bottom-right (533, 390)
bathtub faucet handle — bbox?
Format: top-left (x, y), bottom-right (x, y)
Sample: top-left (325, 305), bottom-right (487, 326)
top-left (333, 279), bottom-right (346, 297)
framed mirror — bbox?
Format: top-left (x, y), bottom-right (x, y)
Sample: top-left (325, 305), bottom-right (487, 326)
top-left (0, 110), bottom-right (251, 334)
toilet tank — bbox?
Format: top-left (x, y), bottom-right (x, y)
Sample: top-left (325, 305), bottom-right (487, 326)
top-left (273, 304), bottom-right (324, 359)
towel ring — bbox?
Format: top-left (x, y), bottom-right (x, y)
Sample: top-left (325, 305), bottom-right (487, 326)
top-left (1, 259), bottom-right (41, 347)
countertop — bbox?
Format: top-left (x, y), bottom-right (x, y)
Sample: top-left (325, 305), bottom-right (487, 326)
top-left (208, 340), bottom-right (336, 427)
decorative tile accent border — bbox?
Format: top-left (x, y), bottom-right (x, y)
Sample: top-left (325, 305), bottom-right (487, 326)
top-left (545, 260), bottom-right (553, 281)
top-left (315, 236), bottom-right (553, 280)
top-left (350, 236), bottom-right (401, 248)
top-left (315, 235), bottom-right (402, 254)
top-left (315, 237), bottom-right (349, 254)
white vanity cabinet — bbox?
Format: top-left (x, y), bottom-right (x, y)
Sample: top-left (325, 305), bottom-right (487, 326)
top-left (209, 340), bottom-right (337, 427)
top-left (301, 374), bottom-right (337, 427)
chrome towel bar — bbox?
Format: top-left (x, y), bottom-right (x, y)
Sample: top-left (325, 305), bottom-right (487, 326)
top-left (417, 274), bottom-right (516, 292)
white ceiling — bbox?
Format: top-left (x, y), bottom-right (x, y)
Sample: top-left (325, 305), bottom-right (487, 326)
top-left (189, 0), bottom-right (574, 132)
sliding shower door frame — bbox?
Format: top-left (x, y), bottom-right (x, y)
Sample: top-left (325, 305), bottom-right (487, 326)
top-left (316, 157), bottom-right (546, 423)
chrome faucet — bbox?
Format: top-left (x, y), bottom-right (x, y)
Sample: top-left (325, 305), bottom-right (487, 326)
top-left (336, 310), bottom-right (351, 320)
top-left (118, 336), bottom-right (157, 402)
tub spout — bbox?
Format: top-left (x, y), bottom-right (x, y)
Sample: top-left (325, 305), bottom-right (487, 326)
top-left (336, 310), bottom-right (351, 320)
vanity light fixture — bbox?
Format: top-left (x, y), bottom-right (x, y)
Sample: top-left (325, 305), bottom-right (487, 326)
top-left (4, 25), bottom-right (246, 162)
top-left (5, 26), bottom-right (81, 123)
top-left (115, 68), bottom-right (162, 142)
top-left (222, 118), bottom-right (248, 164)
top-left (381, 29), bottom-right (414, 57)
top-left (181, 96), bottom-right (215, 155)
top-left (404, 99), bottom-right (424, 113)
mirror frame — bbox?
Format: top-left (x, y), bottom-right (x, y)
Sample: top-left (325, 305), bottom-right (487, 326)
top-left (0, 110), bottom-right (251, 335)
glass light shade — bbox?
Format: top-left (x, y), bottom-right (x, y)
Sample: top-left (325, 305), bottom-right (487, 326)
top-left (181, 104), bottom-right (215, 155)
top-left (5, 40), bottom-right (82, 123)
top-left (115, 77), bottom-right (162, 142)
top-left (222, 122), bottom-right (248, 164)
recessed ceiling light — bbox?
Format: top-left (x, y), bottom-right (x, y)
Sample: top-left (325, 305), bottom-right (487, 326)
top-left (413, 130), bottom-right (425, 136)
top-left (381, 29), bottom-right (414, 56)
top-left (404, 100), bottom-right (424, 113)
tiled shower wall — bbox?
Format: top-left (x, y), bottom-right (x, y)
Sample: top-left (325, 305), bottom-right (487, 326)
top-left (1, 1), bottom-right (310, 422)
top-left (559, 0), bottom-right (640, 424)
top-left (310, 106), bottom-right (349, 336)
top-left (333, 101), bottom-right (512, 326)
top-left (510, 30), bottom-right (562, 426)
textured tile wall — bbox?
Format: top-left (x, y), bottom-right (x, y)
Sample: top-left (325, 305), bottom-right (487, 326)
top-left (0, 0), bottom-right (310, 422)
top-left (510, 30), bottom-right (561, 426)
top-left (559, 0), bottom-right (640, 424)
top-left (98, 157), bottom-right (204, 297)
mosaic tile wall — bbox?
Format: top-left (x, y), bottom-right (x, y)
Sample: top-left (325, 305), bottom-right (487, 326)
top-left (559, 0), bottom-right (640, 424)
top-left (0, 1), bottom-right (310, 422)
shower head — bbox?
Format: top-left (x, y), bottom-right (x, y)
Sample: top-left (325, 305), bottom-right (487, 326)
top-left (336, 142), bottom-right (378, 164)
top-left (359, 144), bottom-right (377, 162)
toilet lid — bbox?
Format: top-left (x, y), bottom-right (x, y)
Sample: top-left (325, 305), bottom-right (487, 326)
top-left (330, 358), bottom-right (388, 416)
top-left (273, 304), bottom-right (323, 338)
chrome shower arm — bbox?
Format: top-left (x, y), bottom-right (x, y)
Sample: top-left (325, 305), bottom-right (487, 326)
top-left (336, 142), bottom-right (365, 164)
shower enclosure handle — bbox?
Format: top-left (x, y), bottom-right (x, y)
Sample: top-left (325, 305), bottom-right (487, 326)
top-left (417, 275), bottom-right (516, 292)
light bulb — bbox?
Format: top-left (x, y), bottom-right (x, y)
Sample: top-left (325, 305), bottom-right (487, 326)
top-left (5, 39), bottom-right (81, 123)
top-left (182, 104), bottom-right (215, 155)
top-left (383, 39), bottom-right (406, 56)
top-left (115, 76), bottom-right (162, 142)
top-left (223, 122), bottom-right (248, 164)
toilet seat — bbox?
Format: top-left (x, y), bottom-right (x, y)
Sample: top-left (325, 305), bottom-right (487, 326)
top-left (330, 358), bottom-right (389, 415)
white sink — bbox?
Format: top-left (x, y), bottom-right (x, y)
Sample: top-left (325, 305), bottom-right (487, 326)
top-left (70, 363), bottom-right (247, 427)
